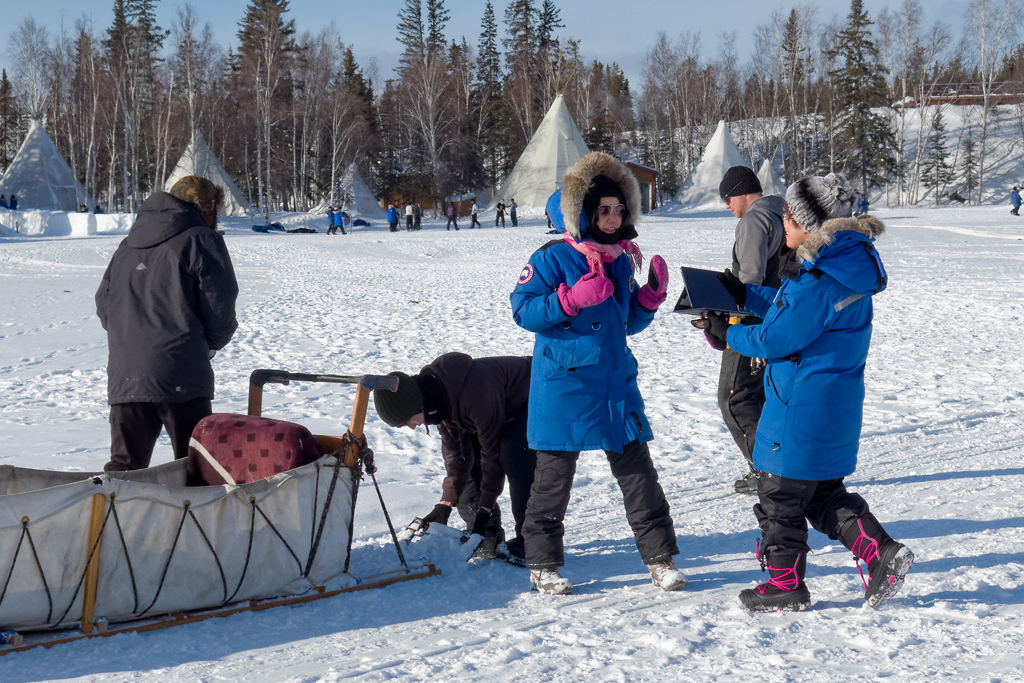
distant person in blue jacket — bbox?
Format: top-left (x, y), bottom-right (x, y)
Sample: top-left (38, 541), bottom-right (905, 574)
top-left (9, 194), bottom-right (16, 210)
top-left (387, 204), bottom-right (399, 232)
top-left (1011, 186), bottom-right (1021, 216)
top-left (510, 152), bottom-right (683, 596)
top-left (333, 207), bottom-right (346, 234)
top-left (706, 173), bottom-right (914, 613)
top-left (0, 195), bottom-right (7, 209)
top-left (325, 205), bottom-right (337, 234)
top-left (855, 195), bottom-right (869, 217)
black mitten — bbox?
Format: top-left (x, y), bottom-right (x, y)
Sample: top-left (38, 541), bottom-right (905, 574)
top-left (704, 314), bottom-right (731, 351)
top-left (717, 268), bottom-right (747, 307)
top-left (470, 507), bottom-right (492, 537)
top-left (422, 503), bottom-right (452, 526)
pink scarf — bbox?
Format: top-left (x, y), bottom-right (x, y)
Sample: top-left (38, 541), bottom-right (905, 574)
top-left (564, 232), bottom-right (644, 276)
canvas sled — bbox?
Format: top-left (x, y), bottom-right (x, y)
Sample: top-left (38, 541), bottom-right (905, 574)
top-left (0, 370), bottom-right (439, 655)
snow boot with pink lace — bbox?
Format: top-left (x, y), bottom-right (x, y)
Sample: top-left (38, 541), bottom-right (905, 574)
top-left (738, 547), bottom-right (811, 613)
top-left (840, 514), bottom-right (914, 608)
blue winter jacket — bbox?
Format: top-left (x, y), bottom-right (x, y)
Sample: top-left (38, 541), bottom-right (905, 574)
top-left (510, 154), bottom-right (656, 452)
top-left (387, 207), bottom-right (399, 223)
top-left (1012, 190), bottom-right (1021, 208)
top-left (726, 216), bottom-right (887, 481)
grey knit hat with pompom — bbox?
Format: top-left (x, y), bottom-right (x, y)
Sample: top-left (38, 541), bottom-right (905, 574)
top-left (785, 173), bottom-right (858, 233)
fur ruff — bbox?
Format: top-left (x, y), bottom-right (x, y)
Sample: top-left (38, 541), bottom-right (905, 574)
top-left (560, 152), bottom-right (642, 241)
top-left (798, 215), bottom-right (885, 262)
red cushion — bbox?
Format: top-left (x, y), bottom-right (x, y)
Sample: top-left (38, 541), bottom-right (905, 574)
top-left (187, 413), bottom-right (325, 485)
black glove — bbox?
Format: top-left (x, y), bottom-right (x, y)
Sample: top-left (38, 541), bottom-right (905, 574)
top-left (470, 507), bottom-right (492, 537)
top-left (703, 313), bottom-right (731, 351)
top-left (421, 503), bottom-right (452, 526)
top-left (717, 268), bottom-right (747, 308)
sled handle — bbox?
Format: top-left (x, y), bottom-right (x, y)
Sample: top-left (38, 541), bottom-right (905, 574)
top-left (247, 369), bottom-right (366, 416)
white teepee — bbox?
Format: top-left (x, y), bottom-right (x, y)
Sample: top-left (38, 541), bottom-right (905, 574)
top-left (309, 162), bottom-right (386, 219)
top-left (757, 159), bottom-right (786, 196)
top-left (0, 120), bottom-right (94, 211)
top-left (489, 94), bottom-right (590, 209)
top-left (164, 131), bottom-right (250, 216)
top-left (673, 120), bottom-right (748, 206)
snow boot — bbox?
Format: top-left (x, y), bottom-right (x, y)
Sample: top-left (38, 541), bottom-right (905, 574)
top-left (734, 471), bottom-right (759, 494)
top-left (647, 558), bottom-right (687, 591)
top-left (737, 548), bottom-right (811, 613)
top-left (840, 514), bottom-right (914, 608)
top-left (530, 568), bottom-right (573, 595)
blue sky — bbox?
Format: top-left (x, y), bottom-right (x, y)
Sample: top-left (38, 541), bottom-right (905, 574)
top-left (3, 0), bottom-right (972, 90)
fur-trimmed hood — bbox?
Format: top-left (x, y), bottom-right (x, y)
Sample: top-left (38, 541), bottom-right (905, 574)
top-left (799, 215), bottom-right (887, 295)
top-left (555, 152), bottom-right (642, 241)
top-left (798, 215), bottom-right (885, 262)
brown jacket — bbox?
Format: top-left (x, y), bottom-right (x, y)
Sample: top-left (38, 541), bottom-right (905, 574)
top-left (421, 353), bottom-right (531, 510)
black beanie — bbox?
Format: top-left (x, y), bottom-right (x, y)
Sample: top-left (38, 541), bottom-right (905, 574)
top-left (372, 372), bottom-right (424, 427)
top-left (583, 175), bottom-right (629, 237)
top-left (719, 166), bottom-right (762, 199)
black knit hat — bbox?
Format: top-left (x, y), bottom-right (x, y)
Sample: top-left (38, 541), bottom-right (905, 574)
top-left (583, 174), bottom-right (629, 234)
top-left (719, 166), bottom-right (762, 199)
top-left (785, 173), bottom-right (857, 233)
top-left (372, 372), bottom-right (424, 427)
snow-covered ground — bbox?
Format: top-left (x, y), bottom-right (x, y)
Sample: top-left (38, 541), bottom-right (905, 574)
top-left (1, 205), bottom-right (1023, 682)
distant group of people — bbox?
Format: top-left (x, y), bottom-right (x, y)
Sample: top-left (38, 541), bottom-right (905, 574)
top-left (324, 205), bottom-right (352, 234)
top-left (0, 193), bottom-right (18, 210)
top-left (386, 202), bottom-right (423, 231)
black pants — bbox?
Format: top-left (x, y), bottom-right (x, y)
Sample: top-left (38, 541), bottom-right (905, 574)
top-left (495, 214), bottom-right (505, 227)
top-left (523, 440), bottom-right (678, 569)
top-left (510, 211), bottom-right (517, 227)
top-left (406, 216), bottom-right (413, 230)
top-left (389, 222), bottom-right (398, 232)
top-left (446, 217), bottom-right (458, 230)
top-left (105, 397), bottom-right (212, 472)
top-left (754, 474), bottom-right (871, 555)
top-left (470, 214), bottom-right (482, 228)
top-left (455, 412), bottom-right (537, 539)
top-left (718, 346), bottom-right (766, 470)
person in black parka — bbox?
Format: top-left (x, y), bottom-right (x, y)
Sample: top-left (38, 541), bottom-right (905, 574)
top-left (373, 352), bottom-right (536, 560)
top-left (95, 176), bottom-right (239, 472)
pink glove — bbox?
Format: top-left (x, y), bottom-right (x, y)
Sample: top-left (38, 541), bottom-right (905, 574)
top-left (557, 272), bottom-right (614, 315)
top-left (637, 255), bottom-right (669, 311)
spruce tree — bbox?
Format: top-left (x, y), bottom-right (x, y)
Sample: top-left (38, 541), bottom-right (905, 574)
top-left (961, 130), bottom-right (978, 204)
top-left (537, 1), bottom-right (564, 50)
top-left (396, 0), bottom-right (424, 71)
top-left (477, 1), bottom-right (506, 187)
top-left (919, 110), bottom-right (954, 205)
top-left (0, 70), bottom-right (18, 171)
top-left (830, 0), bottom-right (895, 194)
top-left (425, 0), bottom-right (450, 54)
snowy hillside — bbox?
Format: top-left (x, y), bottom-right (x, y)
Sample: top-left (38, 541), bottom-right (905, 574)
top-left (1, 207), bottom-right (1023, 681)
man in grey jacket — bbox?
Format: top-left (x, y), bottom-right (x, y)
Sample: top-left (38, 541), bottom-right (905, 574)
top-left (718, 166), bottom-right (785, 493)
top-left (96, 176), bottom-right (239, 472)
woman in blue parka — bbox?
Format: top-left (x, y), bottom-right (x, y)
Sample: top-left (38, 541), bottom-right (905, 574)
top-left (510, 152), bottom-right (684, 596)
top-left (705, 173), bottom-right (914, 613)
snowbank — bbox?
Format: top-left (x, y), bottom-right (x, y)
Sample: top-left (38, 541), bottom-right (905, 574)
top-left (0, 208), bottom-right (135, 237)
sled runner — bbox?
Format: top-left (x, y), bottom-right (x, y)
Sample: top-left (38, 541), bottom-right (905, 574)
top-left (0, 370), bottom-right (439, 655)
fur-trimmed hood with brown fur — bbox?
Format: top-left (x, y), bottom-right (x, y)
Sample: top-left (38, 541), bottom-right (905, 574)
top-left (798, 214), bottom-right (887, 295)
top-left (558, 152), bottom-right (642, 241)
top-left (798, 215), bottom-right (885, 263)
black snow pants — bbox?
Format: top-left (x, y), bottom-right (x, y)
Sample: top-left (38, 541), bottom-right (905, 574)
top-left (105, 397), bottom-right (212, 472)
top-left (455, 412), bottom-right (537, 540)
top-left (754, 473), bottom-right (871, 556)
top-left (522, 440), bottom-right (678, 569)
top-left (718, 345), bottom-right (766, 471)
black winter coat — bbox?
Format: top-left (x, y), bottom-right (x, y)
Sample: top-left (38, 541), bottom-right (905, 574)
top-left (96, 192), bottom-right (238, 404)
top-left (421, 353), bottom-right (531, 511)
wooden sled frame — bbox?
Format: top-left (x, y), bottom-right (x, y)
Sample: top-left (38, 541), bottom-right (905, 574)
top-left (0, 370), bottom-right (441, 656)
